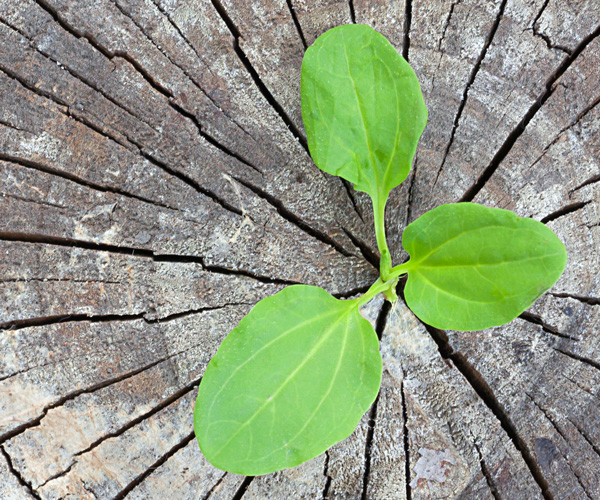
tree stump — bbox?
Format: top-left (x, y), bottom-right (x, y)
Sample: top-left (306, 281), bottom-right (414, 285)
top-left (1, 0), bottom-right (599, 498)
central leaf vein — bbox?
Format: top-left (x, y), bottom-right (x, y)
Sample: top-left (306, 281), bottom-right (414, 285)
top-left (211, 309), bottom-right (352, 459)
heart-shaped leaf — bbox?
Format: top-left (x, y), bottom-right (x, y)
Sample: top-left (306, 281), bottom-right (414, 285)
top-left (402, 203), bottom-right (567, 330)
top-left (194, 285), bottom-right (382, 475)
top-left (301, 24), bottom-right (428, 201)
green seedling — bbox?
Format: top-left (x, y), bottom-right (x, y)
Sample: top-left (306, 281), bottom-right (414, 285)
top-left (193, 24), bottom-right (567, 476)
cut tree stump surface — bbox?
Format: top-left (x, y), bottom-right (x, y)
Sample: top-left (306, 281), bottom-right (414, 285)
top-left (0, 0), bottom-right (599, 498)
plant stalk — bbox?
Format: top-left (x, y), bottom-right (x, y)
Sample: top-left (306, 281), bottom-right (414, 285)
top-left (373, 193), bottom-right (393, 282)
top-left (356, 278), bottom-right (393, 307)
top-left (388, 261), bottom-right (413, 281)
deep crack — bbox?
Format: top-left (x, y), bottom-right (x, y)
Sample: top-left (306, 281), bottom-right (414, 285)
top-left (0, 445), bottom-right (42, 500)
top-left (461, 23), bottom-right (600, 202)
top-left (112, 432), bottom-right (196, 499)
top-left (434, 0), bottom-right (508, 187)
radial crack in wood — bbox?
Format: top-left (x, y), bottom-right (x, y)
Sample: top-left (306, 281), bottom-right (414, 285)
top-left (1, 0), bottom-right (598, 498)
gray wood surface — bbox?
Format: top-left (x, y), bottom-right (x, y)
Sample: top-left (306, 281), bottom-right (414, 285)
top-left (1, 0), bottom-right (598, 498)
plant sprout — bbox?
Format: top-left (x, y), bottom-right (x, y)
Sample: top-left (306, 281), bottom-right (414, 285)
top-left (193, 24), bottom-right (567, 476)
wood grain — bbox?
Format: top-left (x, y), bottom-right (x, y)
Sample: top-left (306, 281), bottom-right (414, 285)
top-left (1, 0), bottom-right (598, 498)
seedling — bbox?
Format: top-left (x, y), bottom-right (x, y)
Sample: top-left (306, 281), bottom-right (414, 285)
top-left (193, 24), bottom-right (567, 476)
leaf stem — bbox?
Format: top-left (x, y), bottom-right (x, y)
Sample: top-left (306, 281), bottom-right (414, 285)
top-left (356, 278), bottom-right (393, 307)
top-left (373, 193), bottom-right (392, 281)
top-left (388, 261), bottom-right (413, 281)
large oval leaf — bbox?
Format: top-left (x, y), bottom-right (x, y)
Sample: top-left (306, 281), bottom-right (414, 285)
top-left (301, 24), bottom-right (428, 199)
top-left (402, 203), bottom-right (567, 330)
top-left (194, 285), bottom-right (382, 475)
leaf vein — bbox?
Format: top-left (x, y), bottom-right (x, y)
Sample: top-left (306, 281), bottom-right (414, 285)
top-left (211, 310), bottom-right (351, 459)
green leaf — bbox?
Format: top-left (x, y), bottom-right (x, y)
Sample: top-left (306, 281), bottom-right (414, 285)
top-left (194, 285), bottom-right (382, 475)
top-left (301, 24), bottom-right (428, 200)
top-left (402, 203), bottom-right (567, 330)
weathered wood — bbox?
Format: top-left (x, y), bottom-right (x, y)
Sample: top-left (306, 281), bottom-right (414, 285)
top-left (0, 160), bottom-right (376, 291)
top-left (0, 449), bottom-right (35, 500)
top-left (0, 240), bottom-right (282, 326)
top-left (372, 297), bottom-right (542, 499)
top-left (409, 0), bottom-right (600, 219)
top-left (1, 0), bottom-right (599, 498)
top-left (0, 0), bottom-right (376, 258)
